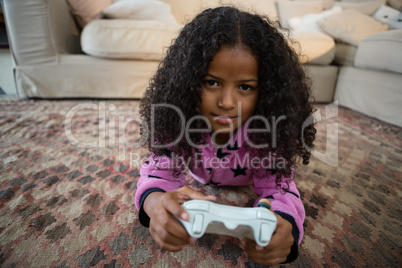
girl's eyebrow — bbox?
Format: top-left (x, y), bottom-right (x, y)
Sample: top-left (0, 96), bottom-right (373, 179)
top-left (204, 73), bottom-right (221, 80)
top-left (205, 73), bottom-right (258, 83)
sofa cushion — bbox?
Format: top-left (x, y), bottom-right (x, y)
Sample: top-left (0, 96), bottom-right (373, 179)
top-left (355, 29), bottom-right (402, 74)
top-left (317, 10), bottom-right (389, 46)
top-left (102, 0), bottom-right (177, 23)
top-left (66, 0), bottom-right (112, 28)
top-left (161, 0), bottom-right (219, 23)
top-left (276, 0), bottom-right (323, 27)
top-left (335, 66), bottom-right (402, 127)
top-left (81, 20), bottom-right (183, 60)
top-left (333, 0), bottom-right (386, 15)
top-left (334, 42), bottom-right (358, 66)
top-left (305, 65), bottom-right (338, 102)
top-left (291, 0), bottom-right (335, 10)
top-left (322, 0), bottom-right (336, 10)
top-left (162, 0), bottom-right (278, 23)
top-left (290, 32), bottom-right (335, 65)
top-left (219, 0), bottom-right (278, 20)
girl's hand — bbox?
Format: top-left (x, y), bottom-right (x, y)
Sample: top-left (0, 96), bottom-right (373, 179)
top-left (143, 186), bottom-right (216, 252)
top-left (241, 199), bottom-right (294, 265)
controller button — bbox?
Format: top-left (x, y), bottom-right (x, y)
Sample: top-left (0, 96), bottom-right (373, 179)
top-left (186, 202), bottom-right (209, 211)
top-left (193, 214), bottom-right (204, 235)
top-left (225, 223), bottom-right (237, 230)
top-left (259, 223), bottom-right (270, 243)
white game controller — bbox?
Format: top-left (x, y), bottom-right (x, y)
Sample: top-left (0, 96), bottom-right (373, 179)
top-left (178, 200), bottom-right (277, 247)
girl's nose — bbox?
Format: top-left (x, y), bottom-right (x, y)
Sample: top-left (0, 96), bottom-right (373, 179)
top-left (218, 88), bottom-right (235, 109)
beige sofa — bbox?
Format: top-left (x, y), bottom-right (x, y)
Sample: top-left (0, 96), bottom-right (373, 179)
top-left (2, 0), bottom-right (337, 102)
top-left (2, 0), bottom-right (402, 126)
top-left (334, 29), bottom-right (402, 128)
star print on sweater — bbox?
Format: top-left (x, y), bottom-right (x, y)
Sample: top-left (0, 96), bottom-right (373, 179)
top-left (217, 148), bottom-right (230, 159)
top-left (206, 167), bottom-right (213, 175)
top-left (205, 168), bottom-right (221, 184)
top-left (227, 141), bottom-right (240, 150)
top-left (209, 179), bottom-right (221, 185)
top-left (231, 164), bottom-right (247, 177)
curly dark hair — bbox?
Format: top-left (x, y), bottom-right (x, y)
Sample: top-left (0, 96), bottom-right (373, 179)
top-left (140, 6), bottom-right (316, 181)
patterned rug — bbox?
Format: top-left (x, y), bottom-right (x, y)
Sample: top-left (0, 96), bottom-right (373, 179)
top-left (0, 99), bottom-right (401, 267)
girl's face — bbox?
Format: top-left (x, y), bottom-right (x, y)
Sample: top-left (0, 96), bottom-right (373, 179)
top-left (200, 45), bottom-right (259, 145)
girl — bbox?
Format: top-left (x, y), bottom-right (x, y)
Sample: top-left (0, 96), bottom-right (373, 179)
top-left (135, 6), bottom-right (315, 265)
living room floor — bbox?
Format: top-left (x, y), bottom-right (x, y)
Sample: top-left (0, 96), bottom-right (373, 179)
top-left (0, 99), bottom-right (400, 267)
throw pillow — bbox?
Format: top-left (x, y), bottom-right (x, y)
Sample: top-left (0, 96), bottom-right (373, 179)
top-left (373, 5), bottom-right (402, 29)
top-left (219, 0), bottom-right (278, 21)
top-left (161, 0), bottom-right (221, 24)
top-left (66, 0), bottom-right (112, 28)
top-left (293, 0), bottom-right (335, 10)
top-left (102, 0), bottom-right (177, 23)
top-left (387, 0), bottom-right (402, 11)
top-left (322, 0), bottom-right (336, 10)
top-left (289, 6), bottom-right (343, 33)
top-left (333, 0), bottom-right (386, 15)
top-left (317, 10), bottom-right (389, 46)
top-left (276, 1), bottom-right (323, 27)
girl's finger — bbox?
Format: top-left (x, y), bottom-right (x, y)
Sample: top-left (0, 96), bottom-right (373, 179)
top-left (150, 226), bottom-right (187, 252)
top-left (162, 196), bottom-right (191, 221)
top-left (177, 186), bottom-right (216, 202)
top-left (150, 213), bottom-right (191, 246)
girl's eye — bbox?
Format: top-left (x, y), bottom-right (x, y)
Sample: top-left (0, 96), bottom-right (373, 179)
top-left (204, 80), bottom-right (219, 87)
top-left (239, 84), bottom-right (254, 91)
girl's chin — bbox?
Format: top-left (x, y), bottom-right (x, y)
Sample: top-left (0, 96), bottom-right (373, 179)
top-left (210, 132), bottom-right (232, 145)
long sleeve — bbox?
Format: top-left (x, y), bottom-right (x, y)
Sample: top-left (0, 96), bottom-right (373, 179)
top-left (252, 168), bottom-right (305, 246)
top-left (134, 153), bottom-right (187, 212)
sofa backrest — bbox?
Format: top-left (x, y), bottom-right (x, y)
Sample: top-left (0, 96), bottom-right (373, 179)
top-left (162, 0), bottom-right (279, 24)
top-left (3, 0), bottom-right (82, 65)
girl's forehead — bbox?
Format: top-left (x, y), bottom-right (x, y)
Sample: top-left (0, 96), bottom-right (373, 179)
top-left (219, 43), bottom-right (252, 54)
top-left (208, 46), bottom-right (257, 72)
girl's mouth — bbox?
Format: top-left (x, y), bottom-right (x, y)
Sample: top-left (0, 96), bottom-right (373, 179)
top-left (213, 114), bottom-right (237, 124)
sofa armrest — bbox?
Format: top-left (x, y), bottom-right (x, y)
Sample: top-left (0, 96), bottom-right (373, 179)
top-left (2, 0), bottom-right (81, 66)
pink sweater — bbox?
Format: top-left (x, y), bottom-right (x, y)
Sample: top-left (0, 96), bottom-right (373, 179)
top-left (134, 125), bottom-right (305, 245)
